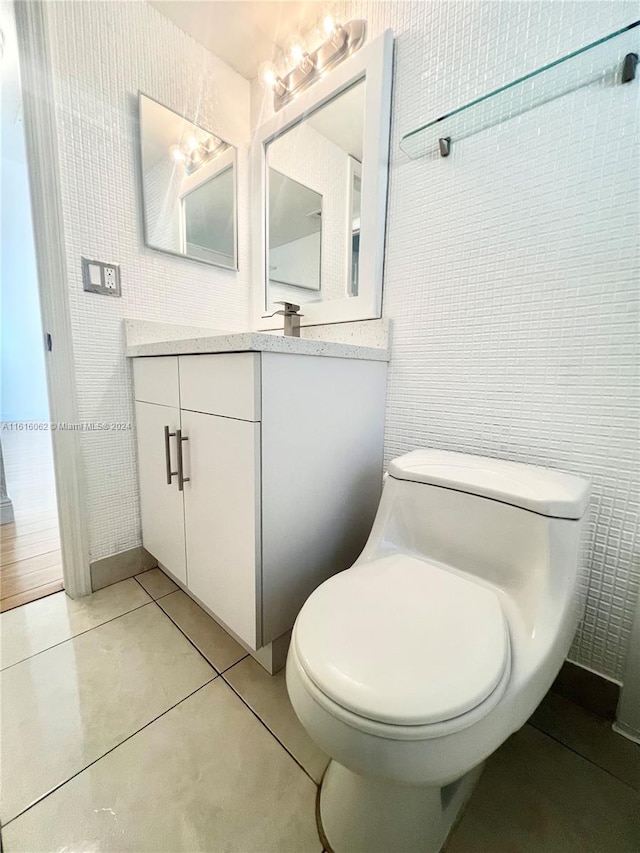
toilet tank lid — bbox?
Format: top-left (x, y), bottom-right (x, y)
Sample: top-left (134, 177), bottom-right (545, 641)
top-left (388, 449), bottom-right (589, 519)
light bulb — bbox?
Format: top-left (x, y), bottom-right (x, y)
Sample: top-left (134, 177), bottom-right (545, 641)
top-left (285, 34), bottom-right (307, 65)
top-left (202, 135), bottom-right (216, 154)
top-left (186, 136), bottom-right (199, 151)
top-left (258, 60), bottom-right (278, 89)
top-left (169, 144), bottom-right (185, 162)
top-left (321, 14), bottom-right (337, 36)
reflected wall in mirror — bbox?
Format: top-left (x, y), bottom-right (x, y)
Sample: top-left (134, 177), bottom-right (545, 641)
top-left (265, 79), bottom-right (365, 307)
top-left (269, 171), bottom-right (322, 291)
top-left (139, 94), bottom-right (237, 270)
top-left (347, 157), bottom-right (362, 298)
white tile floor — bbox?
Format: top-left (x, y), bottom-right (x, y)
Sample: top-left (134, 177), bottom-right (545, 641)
top-left (1, 570), bottom-right (639, 852)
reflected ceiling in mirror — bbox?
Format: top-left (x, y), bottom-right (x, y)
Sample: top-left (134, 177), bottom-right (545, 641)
top-left (139, 94), bottom-right (237, 270)
top-left (265, 78), bottom-right (365, 307)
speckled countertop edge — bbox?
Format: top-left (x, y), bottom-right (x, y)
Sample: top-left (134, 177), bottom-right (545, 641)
top-left (125, 331), bottom-right (389, 362)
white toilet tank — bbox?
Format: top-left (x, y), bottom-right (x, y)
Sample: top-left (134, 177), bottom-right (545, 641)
top-left (359, 450), bottom-right (590, 632)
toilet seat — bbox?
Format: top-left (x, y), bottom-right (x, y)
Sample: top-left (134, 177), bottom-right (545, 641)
top-left (293, 555), bottom-right (510, 728)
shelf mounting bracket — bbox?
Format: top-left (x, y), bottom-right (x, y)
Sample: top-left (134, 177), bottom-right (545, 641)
top-left (622, 52), bottom-right (639, 83)
top-left (438, 137), bottom-right (451, 158)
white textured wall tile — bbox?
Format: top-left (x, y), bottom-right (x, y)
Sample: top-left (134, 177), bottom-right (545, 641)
top-left (334, 1), bottom-right (639, 680)
top-left (46, 1), bottom-right (251, 564)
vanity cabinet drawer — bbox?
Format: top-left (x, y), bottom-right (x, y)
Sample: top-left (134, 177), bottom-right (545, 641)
top-left (133, 357), bottom-right (179, 408)
top-left (179, 353), bottom-right (261, 422)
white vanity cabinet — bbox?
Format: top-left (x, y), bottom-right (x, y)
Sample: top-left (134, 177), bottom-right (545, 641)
top-left (132, 349), bottom-right (387, 657)
top-left (180, 408), bottom-right (260, 649)
top-left (135, 398), bottom-right (186, 584)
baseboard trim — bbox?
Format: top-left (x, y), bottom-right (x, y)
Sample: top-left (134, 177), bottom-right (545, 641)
top-left (612, 721), bottom-right (640, 745)
top-left (0, 496), bottom-right (15, 525)
top-left (90, 546), bottom-right (157, 592)
top-left (552, 660), bottom-right (621, 721)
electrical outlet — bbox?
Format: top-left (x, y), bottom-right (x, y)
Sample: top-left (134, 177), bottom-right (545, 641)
top-left (82, 257), bottom-right (121, 297)
top-left (104, 267), bottom-right (117, 290)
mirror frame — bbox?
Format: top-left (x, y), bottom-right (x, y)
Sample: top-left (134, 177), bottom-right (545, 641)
top-left (251, 30), bottom-right (393, 329)
top-left (138, 92), bottom-right (239, 271)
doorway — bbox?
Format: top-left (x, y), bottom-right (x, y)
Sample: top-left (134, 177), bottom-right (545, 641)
top-left (0, 0), bottom-right (63, 610)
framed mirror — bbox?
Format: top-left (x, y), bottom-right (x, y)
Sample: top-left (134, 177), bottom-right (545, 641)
top-left (252, 30), bottom-right (393, 328)
top-left (139, 94), bottom-right (238, 270)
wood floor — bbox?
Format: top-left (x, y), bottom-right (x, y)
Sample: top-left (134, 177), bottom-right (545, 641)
top-left (1, 429), bottom-right (63, 612)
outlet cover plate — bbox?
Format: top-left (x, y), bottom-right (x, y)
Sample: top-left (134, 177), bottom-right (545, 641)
top-left (82, 257), bottom-right (121, 297)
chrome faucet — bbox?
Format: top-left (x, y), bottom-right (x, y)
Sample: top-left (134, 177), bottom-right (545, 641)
top-left (264, 301), bottom-right (303, 337)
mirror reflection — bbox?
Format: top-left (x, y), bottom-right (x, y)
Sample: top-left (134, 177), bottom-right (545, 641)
top-left (347, 157), bottom-right (362, 297)
top-left (265, 78), bottom-right (365, 307)
top-left (139, 94), bottom-right (237, 269)
top-left (269, 171), bottom-right (322, 291)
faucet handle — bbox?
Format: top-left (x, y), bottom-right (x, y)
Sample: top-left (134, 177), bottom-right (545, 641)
top-left (274, 301), bottom-right (301, 314)
top-left (262, 301), bottom-right (303, 319)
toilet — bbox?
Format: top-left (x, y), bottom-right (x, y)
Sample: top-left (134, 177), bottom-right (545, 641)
top-left (286, 448), bottom-right (590, 853)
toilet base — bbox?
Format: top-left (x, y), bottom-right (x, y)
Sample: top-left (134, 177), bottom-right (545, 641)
top-left (317, 760), bottom-right (484, 853)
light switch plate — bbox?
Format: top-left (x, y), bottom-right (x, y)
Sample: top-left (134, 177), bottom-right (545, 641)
top-left (82, 257), bottom-right (121, 297)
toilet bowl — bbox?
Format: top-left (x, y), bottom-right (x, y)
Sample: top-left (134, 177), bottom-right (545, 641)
top-left (286, 448), bottom-right (590, 853)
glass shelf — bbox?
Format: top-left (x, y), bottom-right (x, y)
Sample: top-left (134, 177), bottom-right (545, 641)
top-left (400, 21), bottom-right (639, 159)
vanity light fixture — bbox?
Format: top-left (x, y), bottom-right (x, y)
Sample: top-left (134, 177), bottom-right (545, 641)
top-left (169, 144), bottom-right (186, 163)
top-left (261, 19), bottom-right (367, 111)
top-left (259, 60), bottom-right (287, 96)
top-left (168, 134), bottom-right (229, 175)
top-left (284, 34), bottom-right (309, 67)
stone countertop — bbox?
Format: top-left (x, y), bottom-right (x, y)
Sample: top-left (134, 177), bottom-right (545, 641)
top-left (125, 330), bottom-right (389, 362)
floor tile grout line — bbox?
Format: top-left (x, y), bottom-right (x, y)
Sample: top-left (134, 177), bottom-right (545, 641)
top-left (150, 598), bottom-right (319, 786)
top-left (154, 588), bottom-right (180, 601)
top-left (1, 676), bottom-right (219, 829)
top-left (153, 596), bottom-right (231, 676)
top-left (0, 596), bottom-right (155, 673)
top-left (132, 572), bottom-right (179, 602)
top-left (527, 720), bottom-right (640, 793)
top-left (152, 592), bottom-right (253, 676)
top-left (132, 573), bottom-right (151, 596)
top-left (5, 579), bottom-right (318, 815)
top-left (220, 654), bottom-right (250, 674)
top-left (219, 668), bottom-right (319, 788)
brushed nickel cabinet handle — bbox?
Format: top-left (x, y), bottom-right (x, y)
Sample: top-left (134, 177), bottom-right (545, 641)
top-left (176, 428), bottom-right (190, 491)
top-left (164, 425), bottom-right (177, 485)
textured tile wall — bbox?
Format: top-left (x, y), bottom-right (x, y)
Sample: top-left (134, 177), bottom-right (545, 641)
top-left (46, 1), bottom-right (251, 563)
top-left (334, 1), bottom-right (639, 680)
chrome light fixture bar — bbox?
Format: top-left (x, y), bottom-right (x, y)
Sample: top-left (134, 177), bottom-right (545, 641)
top-left (272, 19), bottom-right (366, 111)
top-left (169, 135), bottom-right (229, 175)
top-left (184, 137), bottom-right (229, 175)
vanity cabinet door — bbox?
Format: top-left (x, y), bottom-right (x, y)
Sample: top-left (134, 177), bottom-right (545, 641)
top-left (180, 409), bottom-right (260, 649)
top-left (134, 401), bottom-right (186, 584)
